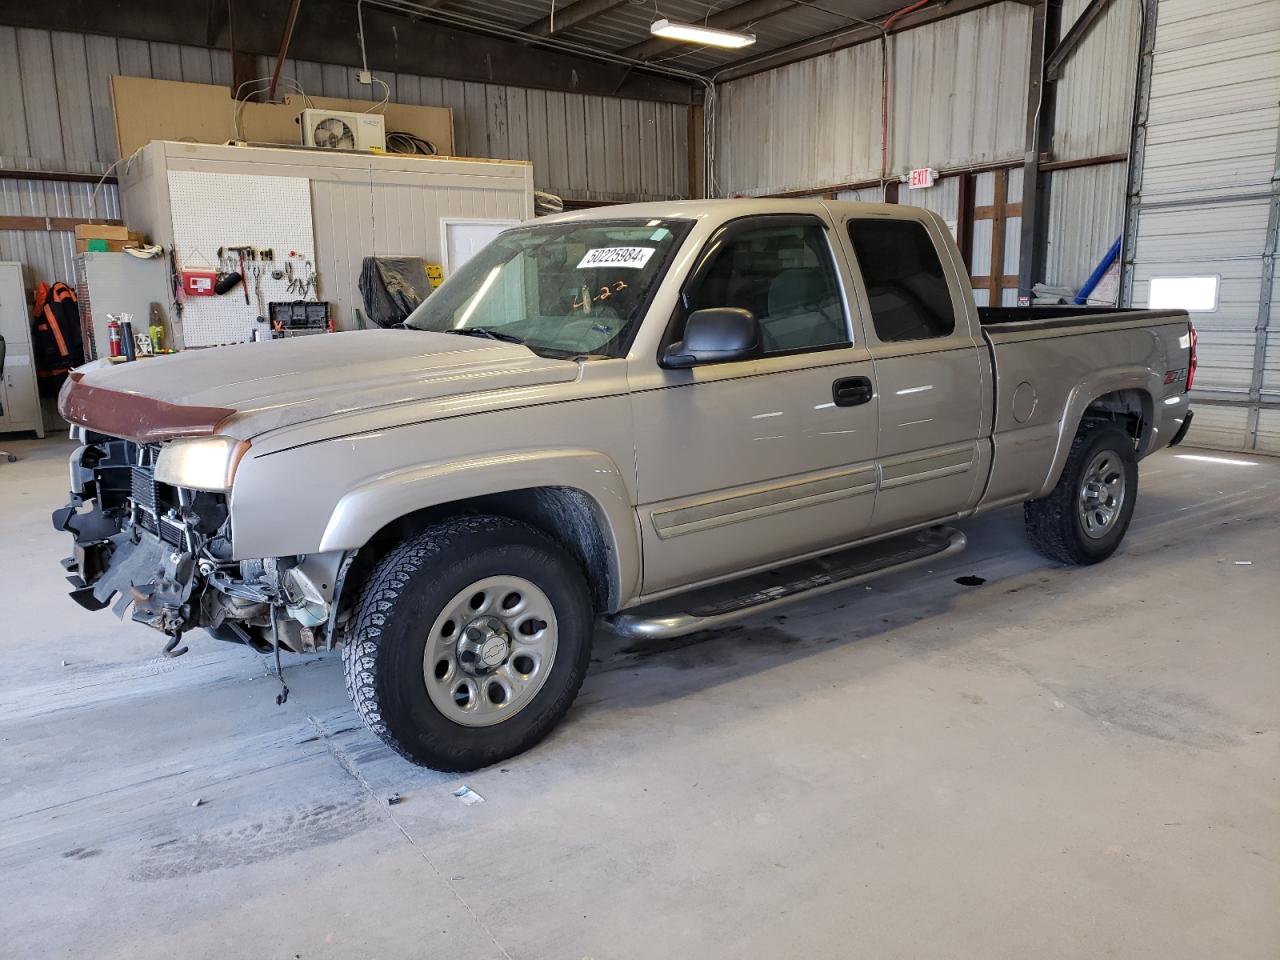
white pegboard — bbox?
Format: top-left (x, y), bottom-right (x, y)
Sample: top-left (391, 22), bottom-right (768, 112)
top-left (167, 170), bottom-right (317, 347)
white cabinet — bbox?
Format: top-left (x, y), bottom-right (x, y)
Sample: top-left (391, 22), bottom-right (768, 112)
top-left (119, 141), bottom-right (535, 343)
top-left (0, 262), bottom-right (44, 439)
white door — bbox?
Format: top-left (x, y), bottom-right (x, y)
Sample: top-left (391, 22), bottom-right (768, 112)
top-left (442, 220), bottom-right (521, 275)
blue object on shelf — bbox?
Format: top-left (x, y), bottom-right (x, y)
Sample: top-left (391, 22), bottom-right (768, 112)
top-left (1074, 237), bottom-right (1121, 305)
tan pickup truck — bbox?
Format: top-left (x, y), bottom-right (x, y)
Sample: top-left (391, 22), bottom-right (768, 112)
top-left (54, 200), bottom-right (1196, 770)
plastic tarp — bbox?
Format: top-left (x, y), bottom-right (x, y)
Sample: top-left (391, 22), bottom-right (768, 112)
top-left (359, 256), bottom-right (432, 328)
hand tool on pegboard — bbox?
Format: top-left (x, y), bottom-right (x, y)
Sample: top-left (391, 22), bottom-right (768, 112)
top-left (225, 246), bottom-right (254, 304)
top-left (168, 249), bottom-right (184, 319)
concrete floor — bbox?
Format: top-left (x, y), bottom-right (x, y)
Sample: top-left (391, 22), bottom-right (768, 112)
top-left (1, 435), bottom-right (1277, 960)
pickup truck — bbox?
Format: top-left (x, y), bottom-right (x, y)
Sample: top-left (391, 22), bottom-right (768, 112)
top-left (53, 200), bottom-right (1196, 771)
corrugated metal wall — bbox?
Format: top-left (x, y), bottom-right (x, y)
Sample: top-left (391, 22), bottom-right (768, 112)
top-left (277, 58), bottom-right (689, 205)
top-left (0, 26), bottom-right (689, 290)
top-left (712, 0), bottom-right (1143, 299)
top-left (1051, 0), bottom-right (1141, 162)
top-left (714, 2), bottom-right (1032, 197)
top-left (1125, 0), bottom-right (1280, 453)
top-left (0, 178), bottom-right (122, 294)
top-left (1042, 0), bottom-right (1141, 293)
top-left (897, 177), bottom-right (961, 227)
top-left (1045, 162), bottom-right (1127, 296)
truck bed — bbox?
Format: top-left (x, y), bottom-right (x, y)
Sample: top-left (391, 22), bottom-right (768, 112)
top-left (974, 303), bottom-right (1191, 509)
top-left (977, 305), bottom-right (1183, 332)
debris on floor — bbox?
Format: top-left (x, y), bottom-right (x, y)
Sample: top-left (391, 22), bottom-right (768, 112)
top-left (955, 575), bottom-right (987, 586)
top-left (386, 793), bottom-right (404, 806)
top-left (452, 785), bottom-right (485, 805)
top-left (191, 797), bottom-right (204, 808)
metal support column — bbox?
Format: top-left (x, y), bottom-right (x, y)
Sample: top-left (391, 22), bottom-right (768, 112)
top-left (1119, 0), bottom-right (1160, 308)
top-left (1016, 0), bottom-right (1059, 300)
top-left (1246, 121), bottom-right (1280, 447)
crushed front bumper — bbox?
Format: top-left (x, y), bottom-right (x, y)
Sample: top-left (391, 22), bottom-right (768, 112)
top-left (53, 435), bottom-right (346, 655)
top-left (54, 473), bottom-right (211, 645)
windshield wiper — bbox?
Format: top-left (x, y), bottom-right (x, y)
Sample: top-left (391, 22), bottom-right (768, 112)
top-left (441, 327), bottom-right (526, 345)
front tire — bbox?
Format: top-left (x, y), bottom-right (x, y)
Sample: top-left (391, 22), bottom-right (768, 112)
top-left (1024, 422), bottom-right (1138, 565)
top-left (342, 515), bottom-right (594, 771)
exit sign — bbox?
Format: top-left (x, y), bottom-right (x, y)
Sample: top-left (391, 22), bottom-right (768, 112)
top-left (908, 167), bottom-right (937, 189)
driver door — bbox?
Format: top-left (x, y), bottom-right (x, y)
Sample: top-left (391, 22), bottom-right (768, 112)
top-left (629, 215), bottom-right (881, 595)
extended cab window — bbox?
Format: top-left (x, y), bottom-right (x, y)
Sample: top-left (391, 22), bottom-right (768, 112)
top-left (847, 219), bottom-right (955, 342)
top-left (683, 221), bottom-right (849, 354)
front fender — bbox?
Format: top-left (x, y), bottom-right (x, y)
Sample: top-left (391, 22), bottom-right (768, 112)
top-left (316, 448), bottom-right (641, 603)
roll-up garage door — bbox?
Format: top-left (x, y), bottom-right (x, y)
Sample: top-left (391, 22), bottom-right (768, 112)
top-left (1123, 0), bottom-right (1280, 453)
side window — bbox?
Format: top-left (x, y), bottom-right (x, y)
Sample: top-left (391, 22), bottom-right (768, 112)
top-left (847, 219), bottom-right (956, 342)
top-left (684, 221), bottom-right (849, 354)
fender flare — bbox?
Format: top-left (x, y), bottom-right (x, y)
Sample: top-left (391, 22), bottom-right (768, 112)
top-left (1035, 368), bottom-right (1160, 499)
top-left (317, 447), bottom-right (641, 604)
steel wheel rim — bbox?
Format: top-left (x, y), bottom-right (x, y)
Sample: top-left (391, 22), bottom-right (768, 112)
top-left (423, 575), bottom-right (558, 728)
top-left (1078, 450), bottom-right (1126, 540)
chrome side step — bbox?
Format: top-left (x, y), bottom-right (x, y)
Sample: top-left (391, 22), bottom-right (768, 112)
top-left (606, 526), bottom-right (966, 640)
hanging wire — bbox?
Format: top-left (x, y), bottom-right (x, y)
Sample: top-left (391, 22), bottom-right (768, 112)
top-left (231, 75), bottom-right (315, 141)
top-left (363, 76), bottom-right (392, 113)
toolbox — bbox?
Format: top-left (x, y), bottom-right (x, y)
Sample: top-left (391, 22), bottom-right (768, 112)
top-left (267, 300), bottom-right (331, 333)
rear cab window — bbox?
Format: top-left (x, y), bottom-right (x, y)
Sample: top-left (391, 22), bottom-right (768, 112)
top-left (846, 219), bottom-right (955, 343)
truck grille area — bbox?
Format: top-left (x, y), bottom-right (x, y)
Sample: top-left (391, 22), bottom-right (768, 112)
top-left (137, 510), bottom-right (187, 548)
top-left (76, 435), bottom-right (231, 558)
top-left (131, 464), bottom-right (159, 514)
top-left (127, 445), bottom-right (185, 548)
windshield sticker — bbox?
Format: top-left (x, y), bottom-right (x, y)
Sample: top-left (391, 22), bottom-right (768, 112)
top-left (577, 246), bottom-right (656, 269)
top-left (650, 228), bottom-right (670, 241)
top-left (572, 280), bottom-right (629, 313)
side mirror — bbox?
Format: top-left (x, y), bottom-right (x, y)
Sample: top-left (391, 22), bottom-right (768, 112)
top-left (662, 308), bottom-right (762, 369)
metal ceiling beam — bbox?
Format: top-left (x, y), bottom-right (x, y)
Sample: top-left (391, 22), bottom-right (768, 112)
top-left (707, 0), bottom-right (1009, 82)
top-left (0, 0), bottom-right (697, 103)
top-left (1044, 0), bottom-right (1118, 82)
top-left (618, 0), bottom-right (798, 61)
top-left (524, 0), bottom-right (629, 37)
top-left (267, 0), bottom-right (303, 101)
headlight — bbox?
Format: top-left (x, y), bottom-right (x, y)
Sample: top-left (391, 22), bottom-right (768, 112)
top-left (154, 436), bottom-right (249, 492)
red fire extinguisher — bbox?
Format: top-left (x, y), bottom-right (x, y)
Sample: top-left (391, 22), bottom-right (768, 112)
top-left (107, 318), bottom-right (123, 358)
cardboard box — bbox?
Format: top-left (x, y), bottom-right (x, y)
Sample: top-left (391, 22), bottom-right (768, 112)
top-left (75, 224), bottom-right (145, 253)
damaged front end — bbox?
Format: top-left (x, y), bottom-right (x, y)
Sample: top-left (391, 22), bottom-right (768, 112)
top-left (53, 432), bottom-right (349, 657)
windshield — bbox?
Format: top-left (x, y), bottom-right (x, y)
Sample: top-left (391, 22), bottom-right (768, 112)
top-left (404, 218), bottom-right (692, 358)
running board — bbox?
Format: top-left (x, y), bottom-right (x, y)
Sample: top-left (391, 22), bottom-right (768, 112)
top-left (606, 526), bottom-right (966, 640)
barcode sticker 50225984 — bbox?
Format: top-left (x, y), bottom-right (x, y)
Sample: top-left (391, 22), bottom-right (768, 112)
top-left (576, 247), bottom-right (656, 269)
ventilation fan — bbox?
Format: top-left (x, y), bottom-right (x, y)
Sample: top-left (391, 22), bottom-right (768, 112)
top-left (300, 109), bottom-right (386, 152)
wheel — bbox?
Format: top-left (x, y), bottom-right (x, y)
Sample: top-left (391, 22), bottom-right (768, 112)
top-left (1023, 422), bottom-right (1138, 565)
top-left (5, 454), bottom-right (15, 463)
top-left (342, 515), bottom-right (594, 771)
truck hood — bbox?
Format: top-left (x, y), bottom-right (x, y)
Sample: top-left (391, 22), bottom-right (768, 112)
top-left (60, 330), bottom-right (581, 442)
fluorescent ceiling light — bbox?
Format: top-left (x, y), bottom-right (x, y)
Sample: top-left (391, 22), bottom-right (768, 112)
top-left (650, 18), bottom-right (757, 49)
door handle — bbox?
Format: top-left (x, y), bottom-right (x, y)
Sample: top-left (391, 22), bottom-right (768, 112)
top-left (832, 376), bottom-right (874, 407)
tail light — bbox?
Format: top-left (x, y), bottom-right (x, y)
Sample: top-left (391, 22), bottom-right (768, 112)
top-left (1186, 321), bottom-right (1197, 392)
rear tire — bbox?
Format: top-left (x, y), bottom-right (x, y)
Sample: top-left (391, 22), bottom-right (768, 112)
top-left (1024, 422), bottom-right (1138, 565)
top-left (342, 515), bottom-right (594, 771)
